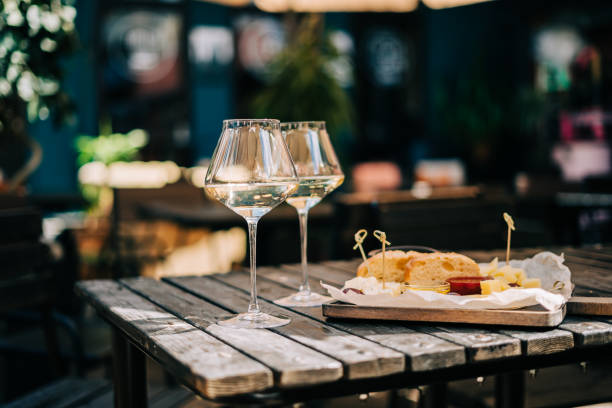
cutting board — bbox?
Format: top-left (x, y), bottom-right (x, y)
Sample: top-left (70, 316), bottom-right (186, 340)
top-left (322, 302), bottom-right (566, 328)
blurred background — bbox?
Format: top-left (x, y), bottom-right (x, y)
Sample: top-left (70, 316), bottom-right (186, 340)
top-left (2, 0), bottom-right (612, 406)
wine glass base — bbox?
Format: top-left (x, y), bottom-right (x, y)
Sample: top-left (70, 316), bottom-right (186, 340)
top-left (215, 312), bottom-right (291, 329)
top-left (274, 291), bottom-right (334, 307)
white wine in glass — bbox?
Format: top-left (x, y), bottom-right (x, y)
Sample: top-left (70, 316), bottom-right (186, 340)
top-left (276, 121), bottom-right (344, 307)
top-left (205, 119), bottom-right (298, 328)
top-left (285, 175), bottom-right (345, 211)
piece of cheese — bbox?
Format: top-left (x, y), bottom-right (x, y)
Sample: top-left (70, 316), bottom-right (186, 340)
top-left (498, 280), bottom-right (511, 291)
top-left (391, 286), bottom-right (403, 297)
top-left (480, 279), bottom-right (502, 295)
top-left (493, 265), bottom-right (518, 284)
top-left (521, 278), bottom-right (541, 288)
top-left (480, 257), bottom-right (498, 276)
top-left (514, 268), bottom-right (527, 285)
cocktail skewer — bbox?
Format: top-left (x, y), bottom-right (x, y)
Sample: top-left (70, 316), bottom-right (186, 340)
top-left (373, 230), bottom-right (391, 289)
top-left (353, 229), bottom-right (370, 276)
top-left (503, 212), bottom-right (515, 265)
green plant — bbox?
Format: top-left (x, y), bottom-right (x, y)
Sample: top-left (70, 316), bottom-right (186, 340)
top-left (75, 129), bottom-right (148, 167)
top-left (434, 72), bottom-right (546, 179)
top-left (251, 14), bottom-right (353, 136)
top-left (0, 0), bottom-right (78, 128)
top-left (75, 128), bottom-right (148, 213)
top-left (0, 0), bottom-right (78, 190)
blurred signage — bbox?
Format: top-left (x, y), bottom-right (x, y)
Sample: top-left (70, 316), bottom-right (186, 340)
top-left (328, 30), bottom-right (355, 88)
top-left (103, 10), bottom-right (182, 94)
top-left (189, 26), bottom-right (234, 70)
top-left (365, 29), bottom-right (408, 87)
top-left (534, 27), bottom-right (583, 92)
top-left (235, 16), bottom-right (285, 79)
top-left (559, 109), bottom-right (612, 141)
top-left (552, 141), bottom-right (610, 182)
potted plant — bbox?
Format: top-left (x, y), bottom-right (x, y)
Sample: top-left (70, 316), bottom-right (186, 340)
top-left (0, 0), bottom-right (77, 193)
top-left (251, 14), bottom-right (353, 138)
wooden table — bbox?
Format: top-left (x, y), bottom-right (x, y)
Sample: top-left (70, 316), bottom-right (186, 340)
top-left (76, 246), bottom-right (612, 407)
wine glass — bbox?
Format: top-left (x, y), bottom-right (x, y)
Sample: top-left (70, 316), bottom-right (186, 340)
top-left (205, 119), bottom-right (299, 328)
top-left (275, 121), bottom-right (344, 307)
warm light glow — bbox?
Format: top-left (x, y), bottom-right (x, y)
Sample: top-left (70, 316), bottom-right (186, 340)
top-left (78, 161), bottom-right (182, 189)
top-left (254, 0), bottom-right (418, 12)
top-left (199, 0), bottom-right (494, 11)
top-left (189, 166), bottom-right (208, 188)
top-left (421, 0), bottom-right (492, 9)
top-left (204, 0), bottom-right (250, 6)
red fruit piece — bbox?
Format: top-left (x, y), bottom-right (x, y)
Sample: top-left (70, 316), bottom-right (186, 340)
top-left (446, 276), bottom-right (492, 296)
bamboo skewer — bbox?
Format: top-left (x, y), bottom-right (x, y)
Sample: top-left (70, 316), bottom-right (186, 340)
top-left (353, 229), bottom-right (369, 276)
top-left (503, 212), bottom-right (515, 265)
top-left (373, 230), bottom-right (391, 289)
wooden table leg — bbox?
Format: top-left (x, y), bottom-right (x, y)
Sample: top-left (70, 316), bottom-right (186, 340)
top-left (495, 371), bottom-right (525, 408)
top-left (112, 328), bottom-right (147, 408)
top-left (41, 307), bottom-right (66, 376)
top-left (421, 382), bottom-right (448, 408)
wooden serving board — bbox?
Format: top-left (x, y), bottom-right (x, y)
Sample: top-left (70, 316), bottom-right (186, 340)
top-left (567, 297), bottom-right (612, 316)
top-left (322, 302), bottom-right (566, 328)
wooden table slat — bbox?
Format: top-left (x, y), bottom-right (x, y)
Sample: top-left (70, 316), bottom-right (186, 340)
top-left (417, 326), bottom-right (522, 362)
top-left (567, 297), bottom-right (612, 315)
top-left (121, 277), bottom-right (343, 387)
top-left (166, 276), bottom-right (405, 380)
top-left (75, 280), bottom-right (273, 398)
top-left (497, 329), bottom-right (575, 355)
top-left (218, 270), bottom-right (467, 371)
top-left (559, 316), bottom-right (612, 346)
top-left (566, 247), bottom-right (612, 262)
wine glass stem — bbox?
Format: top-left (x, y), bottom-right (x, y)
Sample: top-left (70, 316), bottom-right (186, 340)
top-left (298, 209), bottom-right (311, 295)
top-left (246, 219), bottom-right (260, 315)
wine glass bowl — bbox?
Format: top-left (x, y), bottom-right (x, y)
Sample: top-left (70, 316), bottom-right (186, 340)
top-left (275, 121), bottom-right (344, 307)
top-left (205, 119), bottom-right (298, 328)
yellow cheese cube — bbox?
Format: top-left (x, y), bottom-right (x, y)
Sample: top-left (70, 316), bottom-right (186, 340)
top-left (514, 268), bottom-right (527, 285)
top-left (521, 278), bottom-right (541, 288)
top-left (498, 280), bottom-right (511, 291)
top-left (480, 279), bottom-right (502, 295)
top-left (493, 265), bottom-right (518, 284)
top-left (480, 257), bottom-right (498, 276)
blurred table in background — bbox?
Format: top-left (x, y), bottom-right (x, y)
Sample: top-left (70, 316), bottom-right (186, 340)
top-left (138, 200), bottom-right (336, 266)
top-left (333, 186), bottom-right (516, 257)
top-left (555, 192), bottom-right (612, 245)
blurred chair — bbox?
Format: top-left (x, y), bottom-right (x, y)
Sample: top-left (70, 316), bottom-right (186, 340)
top-left (97, 180), bottom-right (248, 277)
top-left (352, 161), bottom-right (403, 193)
top-left (103, 180), bottom-right (207, 278)
top-left (0, 196), bottom-right (88, 400)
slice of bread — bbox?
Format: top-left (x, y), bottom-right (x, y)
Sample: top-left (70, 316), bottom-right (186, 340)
top-left (357, 250), bottom-right (422, 282)
top-left (404, 252), bottom-right (480, 284)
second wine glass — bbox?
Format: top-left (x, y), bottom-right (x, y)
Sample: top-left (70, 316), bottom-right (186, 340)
top-left (275, 121), bottom-right (344, 307)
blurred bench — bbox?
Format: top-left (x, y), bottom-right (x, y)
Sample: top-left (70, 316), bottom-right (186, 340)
top-left (4, 377), bottom-right (111, 408)
top-left (4, 376), bottom-right (202, 408)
